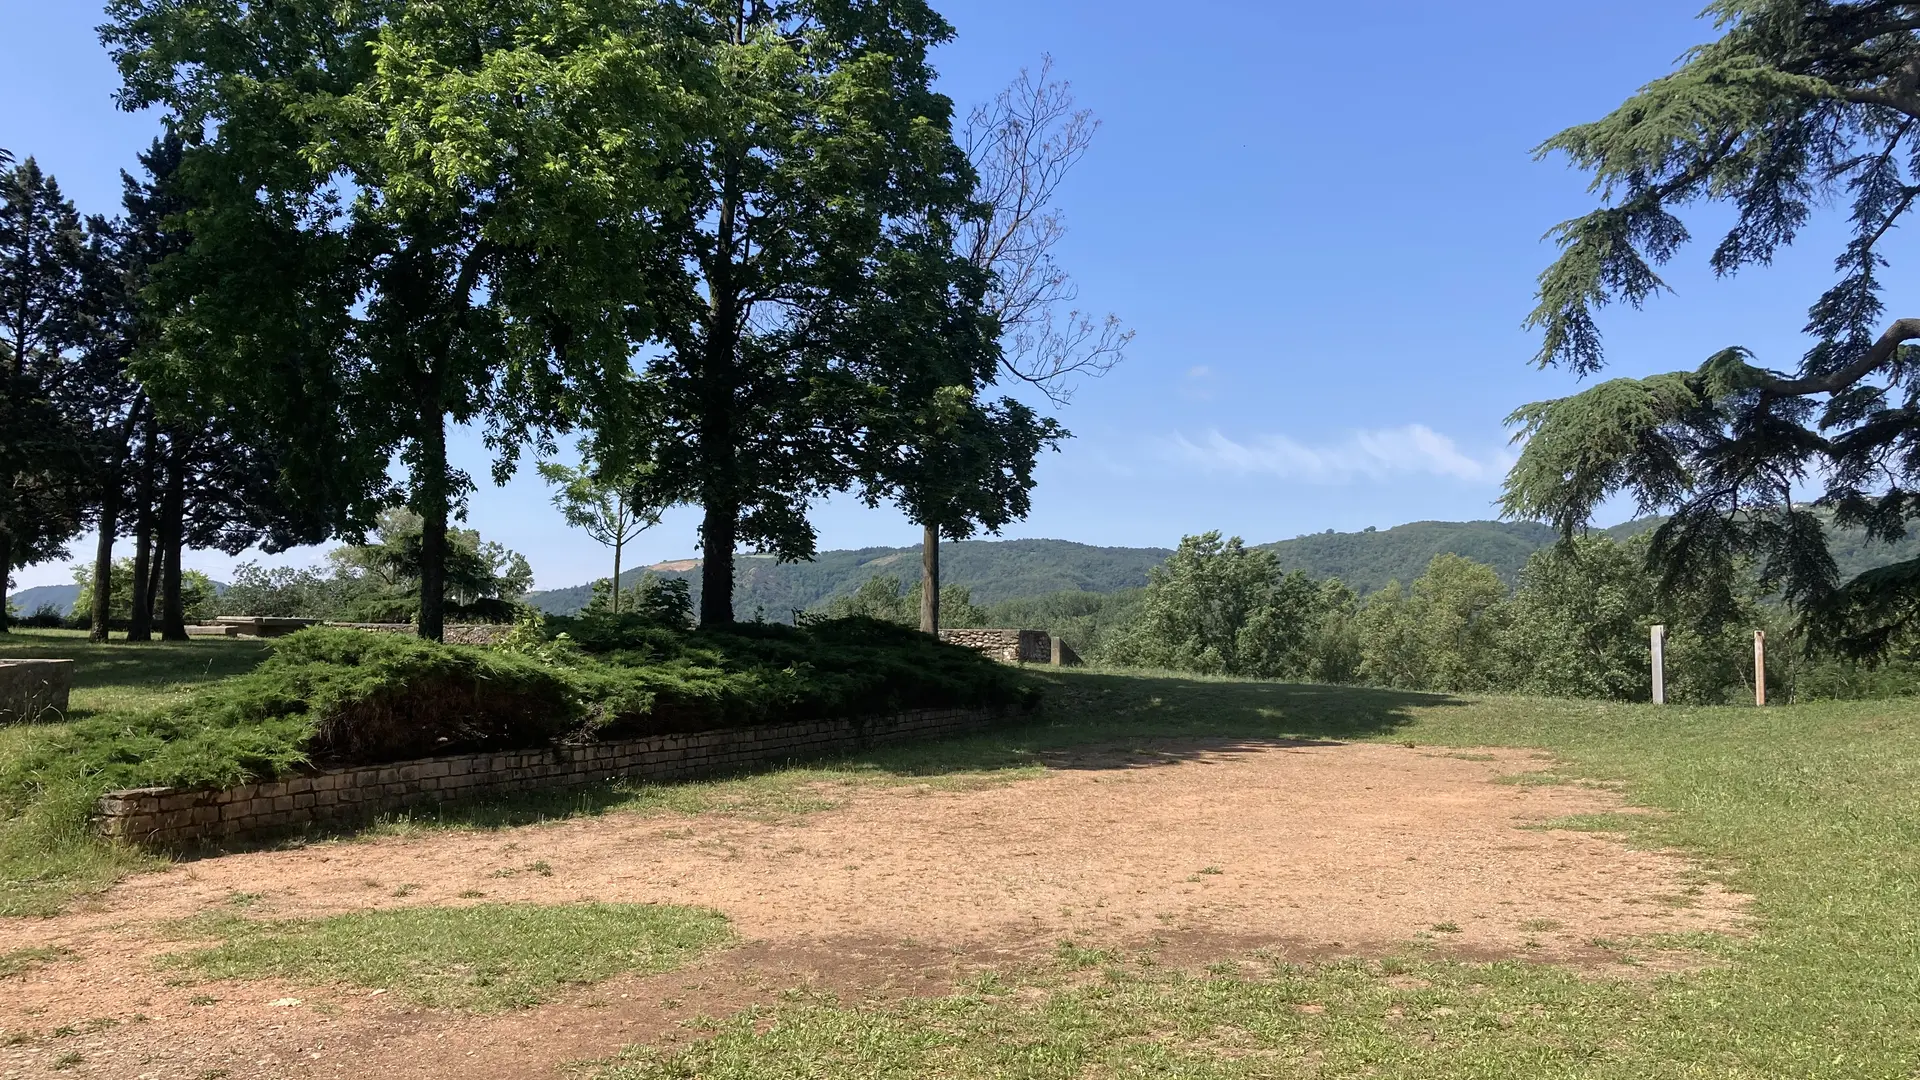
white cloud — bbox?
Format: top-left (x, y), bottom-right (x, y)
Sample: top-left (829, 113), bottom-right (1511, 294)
top-left (1164, 425), bottom-right (1515, 484)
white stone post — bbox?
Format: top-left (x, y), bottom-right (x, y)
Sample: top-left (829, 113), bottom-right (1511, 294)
top-left (1651, 625), bottom-right (1667, 706)
top-left (1754, 630), bottom-right (1767, 707)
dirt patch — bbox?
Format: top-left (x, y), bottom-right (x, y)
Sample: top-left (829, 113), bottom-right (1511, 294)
top-left (0, 741), bottom-right (1745, 1078)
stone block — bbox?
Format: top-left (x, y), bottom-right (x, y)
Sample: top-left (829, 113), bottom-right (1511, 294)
top-left (0, 660), bottom-right (74, 724)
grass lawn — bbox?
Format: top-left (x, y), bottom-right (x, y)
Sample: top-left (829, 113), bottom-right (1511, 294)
top-left (2, 640), bottom-right (1917, 1075)
top-left (0, 629), bottom-right (272, 916)
top-left (160, 902), bottom-right (732, 1011)
top-left (0, 628), bottom-right (270, 719)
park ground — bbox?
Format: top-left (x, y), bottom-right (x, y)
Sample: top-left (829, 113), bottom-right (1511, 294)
top-left (0, 631), bottom-right (1916, 1078)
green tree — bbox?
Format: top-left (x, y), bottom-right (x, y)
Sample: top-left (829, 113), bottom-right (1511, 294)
top-left (1502, 536), bottom-right (1657, 700)
top-left (218, 562), bottom-right (370, 621)
top-left (105, 0), bottom-right (688, 641)
top-left (588, 573), bottom-right (694, 628)
top-left (815, 575), bottom-right (986, 629)
top-left (0, 156), bottom-right (98, 629)
top-left (329, 509), bottom-right (533, 624)
top-left (1107, 532), bottom-right (1326, 678)
top-left (73, 557), bottom-right (215, 624)
top-left (1358, 555), bottom-right (1509, 693)
top-left (1504, 2), bottom-right (1920, 655)
top-left (540, 456), bottom-right (665, 618)
top-left (866, 61), bottom-right (1124, 634)
top-left (626, 0), bottom-right (986, 627)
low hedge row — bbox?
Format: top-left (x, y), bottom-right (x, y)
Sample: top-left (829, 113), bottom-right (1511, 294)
top-left (1, 618), bottom-right (1038, 800)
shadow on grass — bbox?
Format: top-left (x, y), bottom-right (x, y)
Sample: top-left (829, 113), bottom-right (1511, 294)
top-left (855, 670), bottom-right (1466, 776)
top-left (0, 631), bottom-right (269, 714)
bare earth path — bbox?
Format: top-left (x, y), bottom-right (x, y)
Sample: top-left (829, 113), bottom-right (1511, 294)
top-left (0, 741), bottom-right (1746, 1079)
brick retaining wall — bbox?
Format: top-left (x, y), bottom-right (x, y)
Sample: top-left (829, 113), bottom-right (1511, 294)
top-left (97, 705), bottom-right (1021, 849)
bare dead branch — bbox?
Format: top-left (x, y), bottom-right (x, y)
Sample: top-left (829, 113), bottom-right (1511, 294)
top-left (962, 57), bottom-right (1130, 398)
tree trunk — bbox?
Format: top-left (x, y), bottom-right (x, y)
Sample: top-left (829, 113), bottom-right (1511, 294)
top-left (127, 420), bottom-right (158, 642)
top-left (697, 157), bottom-right (744, 629)
top-left (0, 530), bottom-right (12, 634)
top-left (89, 400), bottom-right (144, 644)
top-left (611, 502), bottom-right (624, 618)
top-left (158, 439), bottom-right (188, 641)
top-left (698, 501), bottom-right (736, 627)
top-left (414, 398), bottom-right (450, 643)
top-left (88, 486), bottom-right (119, 643)
top-left (920, 522), bottom-right (940, 635)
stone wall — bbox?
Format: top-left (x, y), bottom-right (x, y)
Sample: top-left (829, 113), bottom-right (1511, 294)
top-left (937, 628), bottom-right (1055, 664)
top-left (97, 705), bottom-right (1021, 849)
top-left (0, 660), bottom-right (73, 724)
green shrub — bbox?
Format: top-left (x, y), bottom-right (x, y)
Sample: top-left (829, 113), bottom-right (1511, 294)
top-left (547, 614), bottom-right (1038, 738)
top-left (1, 620), bottom-right (1031, 808)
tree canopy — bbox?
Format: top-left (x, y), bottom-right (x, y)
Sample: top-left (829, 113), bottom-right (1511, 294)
top-left (1505, 1), bottom-right (1920, 653)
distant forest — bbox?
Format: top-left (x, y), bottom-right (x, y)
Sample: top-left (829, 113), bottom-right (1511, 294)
top-left (525, 515), bottom-right (1920, 621)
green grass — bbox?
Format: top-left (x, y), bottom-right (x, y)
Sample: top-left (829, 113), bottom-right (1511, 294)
top-left (158, 902), bottom-right (730, 1011)
top-left (567, 670), bottom-right (1920, 1079)
top-left (0, 630), bottom-right (272, 917)
top-left (0, 628), bottom-right (270, 719)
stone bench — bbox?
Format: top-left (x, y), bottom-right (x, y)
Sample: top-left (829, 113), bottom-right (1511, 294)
top-left (214, 616), bottom-right (323, 639)
top-left (0, 659), bottom-right (75, 724)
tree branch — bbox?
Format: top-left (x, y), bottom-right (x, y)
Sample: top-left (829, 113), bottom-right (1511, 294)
top-left (1765, 317), bottom-right (1920, 395)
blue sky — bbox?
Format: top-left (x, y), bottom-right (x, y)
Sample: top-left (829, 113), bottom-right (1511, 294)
top-left (3, 1), bottom-right (1895, 591)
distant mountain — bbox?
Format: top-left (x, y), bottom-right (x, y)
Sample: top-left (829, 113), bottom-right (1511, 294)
top-left (1261, 520), bottom-right (1563, 594)
top-left (525, 538), bottom-right (1174, 618)
top-left (526, 513), bottom-right (1920, 621)
top-left (7, 584), bottom-right (80, 617)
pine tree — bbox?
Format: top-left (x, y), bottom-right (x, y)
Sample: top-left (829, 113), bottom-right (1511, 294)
top-left (1506, 2), bottom-right (1920, 653)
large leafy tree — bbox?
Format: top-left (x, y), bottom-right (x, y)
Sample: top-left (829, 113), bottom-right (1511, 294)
top-left (0, 156), bottom-right (101, 629)
top-left (626, 0), bottom-right (985, 626)
top-left (1106, 532), bottom-right (1328, 678)
top-left (1505, 1), bottom-right (1920, 652)
top-left (104, 0), bottom-right (687, 640)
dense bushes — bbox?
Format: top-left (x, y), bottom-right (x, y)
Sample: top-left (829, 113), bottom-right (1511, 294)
top-left (1050, 530), bottom-right (1908, 705)
top-left (0, 620), bottom-right (1038, 811)
top-left (546, 612), bottom-right (1036, 735)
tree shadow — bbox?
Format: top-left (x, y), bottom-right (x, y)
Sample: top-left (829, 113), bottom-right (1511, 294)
top-left (850, 671), bottom-right (1467, 778)
top-left (0, 633), bottom-right (269, 703)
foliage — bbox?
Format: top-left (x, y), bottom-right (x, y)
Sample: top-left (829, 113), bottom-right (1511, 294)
top-left (618, 0), bottom-right (989, 627)
top-left (103, 0), bottom-right (690, 639)
top-left (813, 576), bottom-right (988, 629)
top-left (1499, 536), bottom-right (1654, 700)
top-left (162, 903), bottom-right (730, 1011)
top-left (1507, 2), bottom-right (1920, 655)
top-left (541, 457), bottom-right (667, 619)
top-left (328, 509), bottom-right (533, 624)
top-left (528, 539), bottom-right (1173, 620)
top-left (1105, 533), bottom-right (1344, 680)
top-left (1356, 555), bottom-right (1509, 693)
top-left (72, 558), bottom-right (215, 624)
top-left (0, 156), bottom-right (106, 627)
top-left (980, 588), bottom-right (1144, 662)
top-left (216, 562), bottom-right (360, 621)
top-left (587, 575), bottom-right (695, 629)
